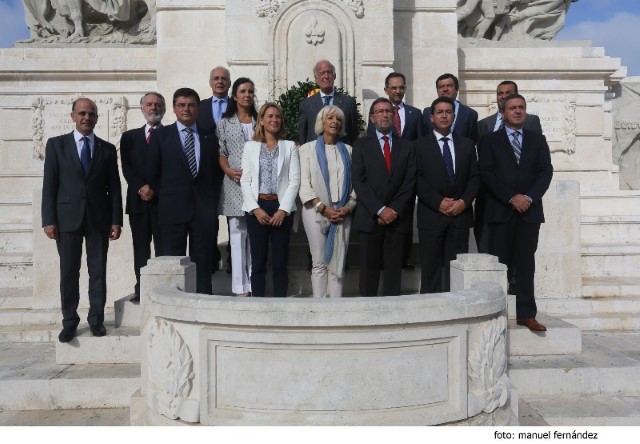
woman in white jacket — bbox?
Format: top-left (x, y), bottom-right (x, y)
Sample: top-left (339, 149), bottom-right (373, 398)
top-left (240, 102), bottom-right (300, 297)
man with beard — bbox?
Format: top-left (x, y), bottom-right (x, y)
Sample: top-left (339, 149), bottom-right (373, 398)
top-left (120, 92), bottom-right (166, 302)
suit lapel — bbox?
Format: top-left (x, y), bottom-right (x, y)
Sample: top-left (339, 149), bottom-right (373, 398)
top-left (65, 133), bottom-right (84, 176)
top-left (500, 129), bottom-right (519, 166)
top-left (171, 124), bottom-right (192, 175)
top-left (277, 140), bottom-right (285, 179)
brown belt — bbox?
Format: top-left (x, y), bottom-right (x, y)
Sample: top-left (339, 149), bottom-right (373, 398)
top-left (258, 193), bottom-right (278, 201)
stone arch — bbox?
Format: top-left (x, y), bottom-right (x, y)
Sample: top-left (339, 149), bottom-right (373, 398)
top-left (270, 0), bottom-right (358, 99)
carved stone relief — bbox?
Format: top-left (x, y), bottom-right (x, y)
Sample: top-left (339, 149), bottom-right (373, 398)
top-left (256, 0), bottom-right (364, 22)
top-left (528, 95), bottom-right (576, 155)
top-left (30, 95), bottom-right (128, 160)
top-left (147, 318), bottom-right (199, 423)
top-left (305, 18), bottom-right (325, 46)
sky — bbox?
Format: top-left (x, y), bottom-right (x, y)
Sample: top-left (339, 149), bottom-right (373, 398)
top-left (0, 0), bottom-right (638, 76)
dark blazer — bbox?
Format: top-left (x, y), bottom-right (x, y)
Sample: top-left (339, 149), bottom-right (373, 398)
top-left (120, 125), bottom-right (158, 215)
top-left (146, 123), bottom-right (223, 226)
top-left (423, 101), bottom-right (479, 144)
top-left (478, 128), bottom-right (553, 224)
top-left (478, 113), bottom-right (542, 140)
top-left (415, 133), bottom-right (479, 229)
top-left (196, 97), bottom-right (217, 137)
top-left (298, 91), bottom-right (359, 145)
top-left (351, 134), bottom-right (416, 233)
top-left (42, 132), bottom-right (123, 232)
top-left (366, 103), bottom-right (424, 141)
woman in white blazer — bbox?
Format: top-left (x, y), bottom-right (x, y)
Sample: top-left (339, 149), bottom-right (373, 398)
top-left (240, 102), bottom-right (300, 297)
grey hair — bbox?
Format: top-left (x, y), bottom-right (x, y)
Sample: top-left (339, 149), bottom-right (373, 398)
top-left (314, 105), bottom-right (346, 137)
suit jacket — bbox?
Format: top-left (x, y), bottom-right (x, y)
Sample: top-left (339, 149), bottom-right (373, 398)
top-left (423, 101), bottom-right (479, 144)
top-left (240, 140), bottom-right (300, 215)
top-left (366, 103), bottom-right (423, 141)
top-left (196, 97), bottom-right (217, 137)
top-left (120, 125), bottom-right (159, 215)
top-left (478, 112), bottom-right (542, 141)
top-left (351, 134), bottom-right (416, 233)
top-left (42, 132), bottom-right (123, 232)
top-left (298, 91), bottom-right (359, 145)
top-left (478, 128), bottom-right (553, 224)
top-left (146, 123), bottom-right (222, 225)
top-left (415, 133), bottom-right (479, 229)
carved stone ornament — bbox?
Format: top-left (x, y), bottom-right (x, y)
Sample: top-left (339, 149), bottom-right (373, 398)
top-left (528, 95), bottom-right (577, 155)
top-left (468, 315), bottom-right (511, 415)
top-left (305, 17), bottom-right (325, 45)
top-left (147, 318), bottom-right (199, 422)
top-left (256, 0), bottom-right (364, 22)
top-left (30, 95), bottom-right (127, 160)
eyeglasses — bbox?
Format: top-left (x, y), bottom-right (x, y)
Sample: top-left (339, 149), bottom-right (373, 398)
top-left (372, 109), bottom-right (393, 115)
top-left (175, 103), bottom-right (198, 109)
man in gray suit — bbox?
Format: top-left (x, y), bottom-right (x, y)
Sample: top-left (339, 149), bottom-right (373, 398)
top-left (42, 98), bottom-right (123, 343)
top-left (476, 81), bottom-right (543, 254)
top-left (298, 60), bottom-right (359, 145)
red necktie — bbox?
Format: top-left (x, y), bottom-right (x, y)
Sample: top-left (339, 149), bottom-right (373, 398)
top-left (382, 135), bottom-right (391, 172)
top-left (146, 126), bottom-right (153, 144)
top-left (393, 105), bottom-right (402, 137)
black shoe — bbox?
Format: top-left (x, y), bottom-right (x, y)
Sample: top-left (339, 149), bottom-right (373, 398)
top-left (58, 326), bottom-right (77, 343)
top-left (131, 294), bottom-right (140, 303)
top-left (507, 284), bottom-right (516, 295)
top-left (226, 261), bottom-right (232, 274)
top-left (90, 324), bottom-right (107, 337)
top-left (402, 261), bottom-right (415, 270)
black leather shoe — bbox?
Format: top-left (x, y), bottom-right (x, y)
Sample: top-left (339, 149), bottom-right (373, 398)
top-left (507, 284), bottom-right (517, 295)
top-left (58, 326), bottom-right (77, 343)
top-left (90, 324), bottom-right (107, 337)
top-left (131, 294), bottom-right (140, 303)
top-left (402, 261), bottom-right (415, 270)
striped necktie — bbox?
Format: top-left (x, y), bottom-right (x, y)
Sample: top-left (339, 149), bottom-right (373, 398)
top-left (511, 130), bottom-right (522, 164)
top-left (183, 128), bottom-right (198, 177)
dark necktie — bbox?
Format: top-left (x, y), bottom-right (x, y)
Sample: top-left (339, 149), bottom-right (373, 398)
top-left (215, 99), bottom-right (224, 123)
top-left (146, 126), bottom-right (153, 144)
top-left (80, 136), bottom-right (91, 176)
top-left (323, 95), bottom-right (332, 106)
top-left (382, 135), bottom-right (391, 173)
top-left (183, 128), bottom-right (198, 178)
top-left (441, 137), bottom-right (455, 183)
top-left (511, 130), bottom-right (522, 164)
top-left (393, 105), bottom-right (402, 137)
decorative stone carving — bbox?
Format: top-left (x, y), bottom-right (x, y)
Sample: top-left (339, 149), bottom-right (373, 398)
top-left (612, 79), bottom-right (640, 190)
top-left (467, 315), bottom-right (511, 416)
top-left (111, 97), bottom-right (128, 142)
top-left (147, 318), bottom-right (199, 422)
top-left (256, 0), bottom-right (364, 22)
top-left (21, 0), bottom-right (156, 44)
top-left (458, 0), bottom-right (578, 41)
top-left (305, 18), bottom-right (325, 46)
top-left (528, 95), bottom-right (576, 155)
top-left (31, 98), bottom-right (46, 160)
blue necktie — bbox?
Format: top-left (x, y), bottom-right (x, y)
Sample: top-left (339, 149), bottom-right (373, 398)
top-left (183, 128), bottom-right (198, 178)
top-left (323, 95), bottom-right (332, 106)
top-left (80, 136), bottom-right (91, 176)
top-left (215, 99), bottom-right (224, 123)
top-left (441, 137), bottom-right (455, 183)
top-left (511, 131), bottom-right (522, 164)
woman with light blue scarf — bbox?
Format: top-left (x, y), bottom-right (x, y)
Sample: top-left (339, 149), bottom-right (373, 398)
top-left (299, 105), bottom-right (357, 298)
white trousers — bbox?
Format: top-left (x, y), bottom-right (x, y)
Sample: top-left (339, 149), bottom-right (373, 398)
top-left (301, 206), bottom-right (351, 298)
top-left (229, 216), bottom-right (252, 294)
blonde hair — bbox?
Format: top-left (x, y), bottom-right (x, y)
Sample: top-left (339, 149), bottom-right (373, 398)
top-left (314, 105), bottom-right (346, 138)
top-left (253, 102), bottom-right (287, 142)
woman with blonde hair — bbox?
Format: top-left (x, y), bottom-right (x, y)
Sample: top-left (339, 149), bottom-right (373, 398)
top-left (240, 102), bottom-right (300, 297)
top-left (298, 105), bottom-right (356, 298)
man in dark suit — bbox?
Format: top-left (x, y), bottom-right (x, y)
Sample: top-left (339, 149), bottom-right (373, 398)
top-left (120, 92), bottom-right (165, 302)
top-left (416, 97), bottom-right (479, 293)
top-left (196, 66), bottom-right (231, 271)
top-left (367, 72), bottom-right (423, 270)
top-left (352, 98), bottom-right (416, 296)
top-left (422, 73), bottom-right (479, 144)
top-left (478, 94), bottom-right (553, 332)
top-left (147, 88), bottom-right (223, 295)
top-left (475, 80), bottom-right (543, 254)
top-left (298, 60), bottom-right (359, 145)
top-left (42, 98), bottom-right (123, 342)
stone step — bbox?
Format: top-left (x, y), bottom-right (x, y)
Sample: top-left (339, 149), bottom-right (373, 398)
top-left (55, 325), bottom-right (140, 365)
top-left (559, 313), bottom-right (640, 332)
top-left (0, 287), bottom-right (33, 309)
top-left (0, 171), bottom-right (42, 200)
top-left (0, 223), bottom-right (32, 254)
top-left (0, 407), bottom-right (130, 426)
top-left (582, 276), bottom-right (640, 298)
top-left (509, 332), bottom-right (640, 397)
top-left (0, 342), bottom-right (140, 410)
top-left (581, 243), bottom-right (640, 279)
top-left (521, 396), bottom-right (640, 426)
top-left (0, 308), bottom-right (58, 326)
top-left (581, 190), bottom-right (640, 217)
top-left (0, 199), bottom-right (32, 224)
top-left (0, 253), bottom-right (32, 288)
top-left (507, 314), bottom-right (581, 356)
top-left (0, 324), bottom-right (57, 343)
top-left (581, 215), bottom-right (640, 244)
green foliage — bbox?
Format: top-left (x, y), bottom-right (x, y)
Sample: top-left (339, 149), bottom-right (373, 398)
top-left (275, 79), bottom-right (366, 143)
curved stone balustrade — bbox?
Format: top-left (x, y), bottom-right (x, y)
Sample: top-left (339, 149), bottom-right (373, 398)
top-left (134, 255), bottom-right (515, 426)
